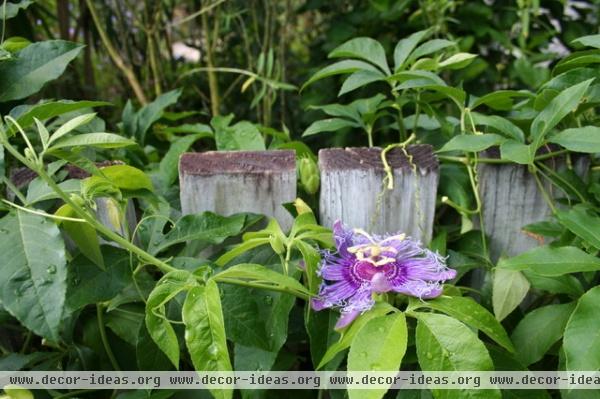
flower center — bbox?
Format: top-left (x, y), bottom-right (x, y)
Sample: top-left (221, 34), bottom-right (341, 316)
top-left (348, 243), bottom-right (398, 266)
top-left (351, 260), bottom-right (404, 284)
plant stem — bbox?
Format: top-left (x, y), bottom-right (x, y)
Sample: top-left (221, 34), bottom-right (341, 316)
top-left (466, 154), bottom-right (488, 258)
top-left (96, 304), bottom-right (121, 371)
top-left (532, 167), bottom-right (557, 214)
top-left (20, 331), bottom-right (32, 354)
top-left (366, 126), bottom-right (374, 148)
top-left (0, 139), bottom-right (176, 275)
top-left (202, 6), bottom-right (220, 116)
top-left (213, 277), bottom-right (309, 300)
top-left (85, 0), bottom-right (148, 104)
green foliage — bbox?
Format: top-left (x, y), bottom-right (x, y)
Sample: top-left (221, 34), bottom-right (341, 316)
top-left (1, 2), bottom-right (600, 398)
top-left (0, 41), bottom-right (84, 102)
top-left (347, 313), bottom-right (407, 399)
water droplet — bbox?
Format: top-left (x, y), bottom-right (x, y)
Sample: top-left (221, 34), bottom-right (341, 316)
top-left (360, 351), bottom-right (368, 358)
top-left (42, 278), bottom-right (52, 285)
top-left (264, 296), bottom-right (273, 305)
top-left (153, 241), bottom-right (161, 246)
top-left (208, 344), bottom-right (219, 358)
top-left (370, 363), bottom-right (381, 371)
top-left (46, 265), bottom-right (57, 274)
top-left (0, 228), bottom-right (9, 234)
top-left (426, 352), bottom-right (433, 360)
top-left (71, 277), bottom-right (80, 286)
top-left (255, 367), bottom-right (263, 372)
top-left (14, 287), bottom-right (22, 296)
top-left (377, 327), bottom-right (385, 333)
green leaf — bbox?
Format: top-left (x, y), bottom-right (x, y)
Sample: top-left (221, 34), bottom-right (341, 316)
top-left (214, 263), bottom-right (310, 298)
top-left (1, 36), bottom-right (31, 53)
top-left (66, 247), bottom-right (131, 310)
top-left (302, 60), bottom-right (382, 89)
top-left (136, 322), bottom-right (173, 371)
top-left (393, 29), bottom-right (431, 71)
top-left (572, 34), bottom-right (600, 49)
top-left (388, 70), bottom-right (447, 86)
top-left (438, 53), bottom-right (477, 70)
top-left (213, 118), bottom-right (265, 151)
top-left (0, 211), bottom-right (67, 341)
top-left (497, 246), bottom-right (600, 276)
top-left (470, 90), bottom-right (534, 111)
top-left (3, 385), bottom-right (34, 399)
top-left (415, 313), bottom-right (500, 399)
top-left (162, 123), bottom-right (212, 135)
top-left (152, 212), bottom-right (249, 255)
top-left (557, 206), bottom-right (600, 249)
top-left (145, 275), bottom-right (188, 369)
top-left (413, 296), bottom-right (514, 352)
top-left (470, 113), bottom-right (525, 142)
top-left (0, 1), bottom-right (33, 19)
top-left (548, 126), bottom-right (600, 153)
top-left (132, 89), bottom-right (182, 145)
top-left (49, 132), bottom-right (136, 150)
top-left (492, 268), bottom-right (530, 321)
top-left (511, 302), bottom-right (576, 366)
top-left (564, 286), bottom-right (600, 371)
top-left (408, 39), bottom-right (455, 63)
top-left (523, 271), bottom-right (584, 297)
top-left (317, 302), bottom-right (396, 369)
top-left (215, 238), bottom-right (270, 266)
top-left (96, 165), bottom-right (153, 191)
top-left (105, 305), bottom-right (144, 346)
top-left (48, 113), bottom-right (97, 145)
top-left (438, 134), bottom-right (505, 153)
top-left (34, 118), bottom-right (49, 149)
top-left (25, 178), bottom-right (80, 204)
top-left (500, 140), bottom-right (531, 164)
top-left (221, 264), bottom-right (295, 352)
top-left (305, 307), bottom-right (342, 370)
top-left (183, 281), bottom-right (233, 399)
top-left (348, 313), bottom-right (407, 399)
top-left (158, 134), bottom-right (206, 186)
top-left (530, 79), bottom-right (593, 151)
top-left (416, 85), bottom-right (466, 107)
top-left (56, 204), bottom-right (103, 269)
top-left (9, 100), bottom-right (111, 132)
top-left (302, 118), bottom-right (360, 137)
top-left (0, 40), bottom-right (84, 102)
top-left (339, 70), bottom-right (386, 96)
top-left (329, 37), bottom-right (390, 75)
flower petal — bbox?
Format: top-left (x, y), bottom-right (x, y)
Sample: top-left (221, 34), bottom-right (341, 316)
top-left (335, 309), bottom-right (361, 330)
top-left (371, 272), bottom-right (392, 293)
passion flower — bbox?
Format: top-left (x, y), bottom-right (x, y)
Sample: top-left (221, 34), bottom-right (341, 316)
top-left (312, 221), bottom-right (456, 329)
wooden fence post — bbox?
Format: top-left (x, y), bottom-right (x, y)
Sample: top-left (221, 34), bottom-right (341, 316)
top-left (179, 150), bottom-right (297, 231)
top-left (319, 145), bottom-right (439, 243)
top-left (478, 154), bottom-right (588, 262)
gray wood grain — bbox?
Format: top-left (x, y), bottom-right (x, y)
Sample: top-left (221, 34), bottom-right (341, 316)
top-left (478, 156), bottom-right (588, 262)
top-left (319, 145), bottom-right (439, 243)
top-left (179, 150), bottom-right (297, 230)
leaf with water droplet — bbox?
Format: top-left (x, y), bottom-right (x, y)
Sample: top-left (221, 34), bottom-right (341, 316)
top-left (0, 210), bottom-right (67, 341)
top-left (183, 281), bottom-right (233, 399)
top-left (347, 313), bottom-right (407, 399)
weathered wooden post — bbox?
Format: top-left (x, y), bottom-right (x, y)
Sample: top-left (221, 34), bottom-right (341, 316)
top-left (179, 150), bottom-right (297, 230)
top-left (478, 153), bottom-right (588, 261)
top-left (319, 145), bottom-right (439, 243)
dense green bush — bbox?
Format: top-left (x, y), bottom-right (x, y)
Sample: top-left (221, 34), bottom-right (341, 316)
top-left (1, 1), bottom-right (600, 399)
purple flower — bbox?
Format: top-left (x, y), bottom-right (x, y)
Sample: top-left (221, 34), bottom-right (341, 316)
top-left (312, 221), bottom-right (456, 329)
